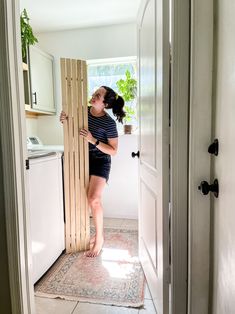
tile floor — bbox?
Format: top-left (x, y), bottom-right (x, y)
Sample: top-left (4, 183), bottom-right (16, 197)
top-left (34, 218), bottom-right (156, 314)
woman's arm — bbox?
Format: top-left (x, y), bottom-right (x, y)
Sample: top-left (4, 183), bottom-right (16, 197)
top-left (80, 128), bottom-right (118, 156)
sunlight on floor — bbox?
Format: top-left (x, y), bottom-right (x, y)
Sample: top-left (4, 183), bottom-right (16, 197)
top-left (101, 248), bottom-right (139, 279)
top-left (102, 261), bottom-right (135, 279)
top-left (101, 248), bottom-right (138, 262)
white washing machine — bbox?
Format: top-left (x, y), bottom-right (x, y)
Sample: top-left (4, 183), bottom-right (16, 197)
top-left (27, 136), bottom-right (64, 153)
top-left (27, 136), bottom-right (65, 284)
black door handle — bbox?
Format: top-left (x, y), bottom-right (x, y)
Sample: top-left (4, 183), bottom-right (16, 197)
top-left (208, 139), bottom-right (219, 156)
top-left (32, 92), bottom-right (37, 104)
top-left (25, 159), bottom-right (29, 170)
top-left (132, 151), bottom-right (140, 158)
top-left (198, 179), bottom-right (219, 198)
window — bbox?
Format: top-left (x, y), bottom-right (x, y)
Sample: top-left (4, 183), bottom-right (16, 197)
top-left (87, 57), bottom-right (137, 133)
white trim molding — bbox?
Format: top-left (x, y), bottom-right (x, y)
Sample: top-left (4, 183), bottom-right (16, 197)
top-left (86, 56), bottom-right (137, 65)
top-left (170, 0), bottom-right (190, 313)
top-left (188, 0), bottom-right (214, 313)
top-left (0, 0), bottom-right (35, 313)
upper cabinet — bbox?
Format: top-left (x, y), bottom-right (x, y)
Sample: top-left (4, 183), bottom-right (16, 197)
top-left (26, 46), bottom-right (56, 115)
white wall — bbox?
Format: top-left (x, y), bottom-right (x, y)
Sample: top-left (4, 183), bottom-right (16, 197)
top-left (25, 23), bottom-right (138, 219)
top-left (25, 23), bottom-right (137, 144)
top-left (103, 134), bottom-right (138, 219)
top-left (25, 117), bottom-right (38, 137)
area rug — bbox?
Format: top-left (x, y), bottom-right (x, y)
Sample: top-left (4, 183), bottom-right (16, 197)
top-left (34, 228), bottom-right (145, 308)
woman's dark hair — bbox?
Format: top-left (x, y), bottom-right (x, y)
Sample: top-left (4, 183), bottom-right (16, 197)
top-left (102, 86), bottom-right (126, 123)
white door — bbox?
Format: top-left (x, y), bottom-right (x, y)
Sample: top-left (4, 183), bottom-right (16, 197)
top-left (138, 0), bottom-right (170, 313)
top-left (211, 1), bottom-right (235, 312)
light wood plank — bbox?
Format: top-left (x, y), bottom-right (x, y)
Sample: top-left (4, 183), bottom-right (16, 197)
top-left (69, 59), bottom-right (76, 252)
top-left (82, 60), bottom-right (90, 249)
top-left (60, 58), bottom-right (71, 252)
top-left (78, 60), bottom-right (86, 250)
top-left (72, 59), bottom-right (81, 251)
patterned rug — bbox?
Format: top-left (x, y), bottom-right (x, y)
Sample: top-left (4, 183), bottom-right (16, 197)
top-left (35, 228), bottom-right (145, 308)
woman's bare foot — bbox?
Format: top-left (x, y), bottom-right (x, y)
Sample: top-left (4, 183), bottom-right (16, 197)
top-left (85, 237), bottom-right (104, 257)
top-left (90, 235), bottom-right (96, 245)
top-left (89, 236), bottom-right (95, 249)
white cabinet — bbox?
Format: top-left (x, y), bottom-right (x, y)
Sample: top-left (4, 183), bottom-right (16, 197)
top-left (29, 46), bottom-right (56, 114)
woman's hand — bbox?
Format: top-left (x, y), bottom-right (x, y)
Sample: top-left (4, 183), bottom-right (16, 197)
top-left (60, 111), bottom-right (68, 123)
top-left (80, 128), bottom-right (95, 144)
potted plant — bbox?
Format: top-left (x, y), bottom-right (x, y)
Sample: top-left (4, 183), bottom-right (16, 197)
top-left (21, 9), bottom-right (38, 63)
top-left (116, 69), bottom-right (137, 134)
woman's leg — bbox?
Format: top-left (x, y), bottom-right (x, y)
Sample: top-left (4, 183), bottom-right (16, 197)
top-left (85, 175), bottom-right (106, 257)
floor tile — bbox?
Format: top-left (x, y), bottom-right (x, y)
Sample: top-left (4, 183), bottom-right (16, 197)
top-left (73, 302), bottom-right (139, 314)
top-left (121, 219), bottom-right (138, 230)
top-left (139, 299), bottom-right (156, 313)
top-left (35, 297), bottom-right (77, 314)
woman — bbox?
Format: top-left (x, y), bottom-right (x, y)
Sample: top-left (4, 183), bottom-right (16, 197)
top-left (60, 86), bottom-right (125, 257)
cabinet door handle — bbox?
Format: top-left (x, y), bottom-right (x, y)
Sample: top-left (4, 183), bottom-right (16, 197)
top-left (25, 159), bottom-right (29, 170)
top-left (32, 92), bottom-right (37, 104)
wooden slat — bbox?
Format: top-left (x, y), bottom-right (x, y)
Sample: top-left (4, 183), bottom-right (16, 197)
top-left (77, 60), bottom-right (86, 251)
top-left (66, 59), bottom-right (74, 253)
top-left (60, 58), bottom-right (71, 252)
top-left (73, 59), bottom-right (81, 251)
top-left (69, 59), bottom-right (76, 252)
top-left (82, 61), bottom-right (90, 249)
top-left (77, 60), bottom-right (84, 251)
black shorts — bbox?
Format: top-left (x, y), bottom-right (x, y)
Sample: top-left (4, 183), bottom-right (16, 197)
top-left (89, 152), bottom-right (111, 182)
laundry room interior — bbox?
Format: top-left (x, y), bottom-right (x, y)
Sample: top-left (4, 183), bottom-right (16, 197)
top-left (19, 0), bottom-right (156, 313)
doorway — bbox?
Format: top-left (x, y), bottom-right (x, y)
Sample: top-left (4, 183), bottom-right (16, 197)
top-left (0, 0), bottom-right (190, 313)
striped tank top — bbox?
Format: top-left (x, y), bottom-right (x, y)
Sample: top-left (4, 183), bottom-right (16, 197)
top-left (88, 107), bottom-right (118, 157)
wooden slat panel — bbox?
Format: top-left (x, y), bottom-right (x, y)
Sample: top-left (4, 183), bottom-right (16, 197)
top-left (61, 58), bottom-right (89, 253)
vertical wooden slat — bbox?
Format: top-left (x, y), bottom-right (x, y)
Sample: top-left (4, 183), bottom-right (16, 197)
top-left (61, 58), bottom-right (89, 253)
top-left (78, 60), bottom-right (86, 251)
top-left (70, 59), bottom-right (77, 252)
top-left (67, 59), bottom-right (76, 252)
top-left (82, 61), bottom-right (90, 249)
top-left (60, 58), bottom-right (71, 252)
top-left (73, 60), bottom-right (81, 251)
top-left (77, 60), bottom-right (84, 250)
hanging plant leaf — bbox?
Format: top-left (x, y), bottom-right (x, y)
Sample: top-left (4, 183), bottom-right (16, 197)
top-left (21, 9), bottom-right (38, 60)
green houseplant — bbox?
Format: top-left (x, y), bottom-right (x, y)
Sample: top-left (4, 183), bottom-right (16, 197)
top-left (116, 69), bottom-right (137, 134)
top-left (21, 9), bottom-right (38, 62)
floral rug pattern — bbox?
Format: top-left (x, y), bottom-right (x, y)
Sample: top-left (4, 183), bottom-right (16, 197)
top-left (35, 228), bottom-right (145, 308)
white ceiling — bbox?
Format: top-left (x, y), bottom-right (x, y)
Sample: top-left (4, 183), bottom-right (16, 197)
top-left (20, 0), bottom-right (142, 33)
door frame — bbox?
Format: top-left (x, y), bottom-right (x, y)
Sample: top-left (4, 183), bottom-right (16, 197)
top-left (188, 0), bottom-right (214, 313)
top-left (170, 0), bottom-right (190, 312)
top-left (0, 0), bottom-right (35, 313)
